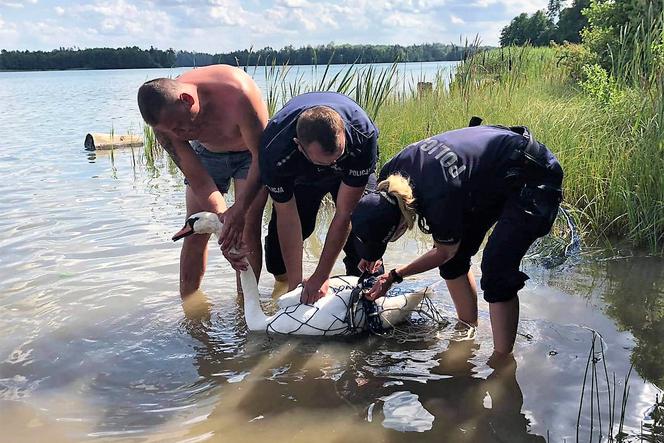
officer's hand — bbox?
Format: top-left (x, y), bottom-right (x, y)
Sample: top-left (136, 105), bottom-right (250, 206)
top-left (358, 258), bottom-right (383, 274)
top-left (365, 272), bottom-right (392, 301)
top-left (300, 275), bottom-right (330, 305)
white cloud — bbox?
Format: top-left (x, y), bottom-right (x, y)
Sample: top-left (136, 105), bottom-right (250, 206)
top-left (471, 0), bottom-right (546, 13)
top-left (209, 6), bottom-right (246, 26)
top-left (0, 12), bottom-right (16, 32)
top-left (80, 0), bottom-right (139, 17)
top-left (0, 0), bottom-right (550, 51)
top-left (279, 0), bottom-right (311, 7)
top-left (450, 14), bottom-right (465, 24)
top-left (382, 12), bottom-right (423, 28)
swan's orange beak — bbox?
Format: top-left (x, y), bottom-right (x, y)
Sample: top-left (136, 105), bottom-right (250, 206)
top-left (172, 224), bottom-right (193, 241)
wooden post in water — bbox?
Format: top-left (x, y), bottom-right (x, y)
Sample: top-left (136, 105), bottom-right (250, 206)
top-left (84, 133), bottom-right (143, 151)
top-left (417, 81), bottom-right (433, 95)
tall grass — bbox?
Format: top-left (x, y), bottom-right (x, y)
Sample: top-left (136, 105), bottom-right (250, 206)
top-left (602, 6), bottom-right (664, 254)
top-left (258, 55), bottom-right (399, 120)
top-left (374, 44), bottom-right (663, 254)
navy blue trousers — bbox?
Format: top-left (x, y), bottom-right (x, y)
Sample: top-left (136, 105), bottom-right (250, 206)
top-left (265, 173), bottom-right (377, 277)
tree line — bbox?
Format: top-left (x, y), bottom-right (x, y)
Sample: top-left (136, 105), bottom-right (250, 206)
top-left (0, 46), bottom-right (176, 71)
top-left (500, 0), bottom-right (590, 46)
top-left (0, 43), bottom-right (472, 71)
top-left (500, 0), bottom-right (663, 72)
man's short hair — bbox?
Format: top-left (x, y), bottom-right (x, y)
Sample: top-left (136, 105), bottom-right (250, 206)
top-left (296, 106), bottom-right (344, 154)
top-left (137, 78), bottom-right (179, 126)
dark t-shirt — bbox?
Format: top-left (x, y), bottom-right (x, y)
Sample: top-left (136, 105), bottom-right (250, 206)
top-left (379, 126), bottom-right (529, 244)
top-left (260, 92), bottom-right (378, 203)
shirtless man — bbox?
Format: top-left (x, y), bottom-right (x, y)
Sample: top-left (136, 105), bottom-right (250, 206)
top-left (137, 65), bottom-right (268, 298)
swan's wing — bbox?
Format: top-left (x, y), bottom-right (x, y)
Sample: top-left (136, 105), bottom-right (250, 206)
top-left (328, 275), bottom-right (359, 290)
top-left (276, 287), bottom-right (303, 309)
top-left (275, 276), bottom-right (358, 310)
top-left (266, 304), bottom-right (349, 336)
top-left (268, 287), bottom-right (357, 336)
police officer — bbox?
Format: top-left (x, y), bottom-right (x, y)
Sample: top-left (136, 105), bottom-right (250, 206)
top-left (257, 92), bottom-right (378, 304)
top-left (350, 122), bottom-right (563, 355)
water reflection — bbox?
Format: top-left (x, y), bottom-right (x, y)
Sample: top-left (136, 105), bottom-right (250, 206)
top-left (603, 257), bottom-right (664, 388)
top-left (0, 254), bottom-right (660, 441)
top-left (170, 289), bottom-right (596, 442)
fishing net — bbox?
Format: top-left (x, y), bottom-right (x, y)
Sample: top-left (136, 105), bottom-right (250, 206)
top-left (349, 279), bottom-right (467, 343)
top-left (526, 206), bottom-right (581, 268)
top-left (265, 276), bottom-right (358, 336)
top-left (265, 275), bottom-right (452, 341)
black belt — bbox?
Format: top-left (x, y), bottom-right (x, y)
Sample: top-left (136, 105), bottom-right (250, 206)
top-left (467, 119), bottom-right (560, 191)
top-left (508, 126), bottom-right (549, 169)
top-left (504, 127), bottom-right (562, 193)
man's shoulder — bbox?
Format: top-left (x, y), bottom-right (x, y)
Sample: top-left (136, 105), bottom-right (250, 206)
top-left (179, 64), bottom-right (243, 81)
top-left (181, 65), bottom-right (257, 96)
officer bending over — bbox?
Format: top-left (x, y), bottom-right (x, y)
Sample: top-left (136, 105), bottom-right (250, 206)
top-left (230, 92), bottom-right (379, 304)
top-left (351, 122), bottom-right (563, 355)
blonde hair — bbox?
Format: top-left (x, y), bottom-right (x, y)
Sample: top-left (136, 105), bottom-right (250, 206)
top-left (376, 174), bottom-right (416, 229)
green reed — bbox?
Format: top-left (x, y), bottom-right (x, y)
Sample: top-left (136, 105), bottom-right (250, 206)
top-left (258, 54), bottom-right (399, 120)
top-left (374, 43), bottom-right (663, 254)
top-left (571, 331), bottom-right (663, 443)
top-left (142, 123), bottom-right (166, 175)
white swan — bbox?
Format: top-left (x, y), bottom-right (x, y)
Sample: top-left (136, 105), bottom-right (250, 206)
top-left (173, 212), bottom-right (425, 335)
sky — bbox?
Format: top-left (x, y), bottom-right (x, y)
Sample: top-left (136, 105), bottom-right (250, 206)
top-left (0, 0), bottom-right (551, 52)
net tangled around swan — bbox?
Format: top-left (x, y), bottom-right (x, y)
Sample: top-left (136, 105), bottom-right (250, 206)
top-left (265, 275), bottom-right (452, 341)
top-left (265, 276), bottom-right (357, 336)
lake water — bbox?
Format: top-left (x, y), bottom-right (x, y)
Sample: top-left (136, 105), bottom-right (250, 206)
top-left (0, 64), bottom-right (662, 442)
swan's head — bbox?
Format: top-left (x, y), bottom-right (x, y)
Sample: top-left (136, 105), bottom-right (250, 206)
top-left (172, 211), bottom-right (222, 241)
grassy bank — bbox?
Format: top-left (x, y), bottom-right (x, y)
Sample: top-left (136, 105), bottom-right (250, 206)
top-left (373, 46), bottom-right (663, 254)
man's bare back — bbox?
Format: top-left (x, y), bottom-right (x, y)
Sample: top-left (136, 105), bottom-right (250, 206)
top-left (137, 65), bottom-right (269, 297)
top-left (172, 65), bottom-right (261, 153)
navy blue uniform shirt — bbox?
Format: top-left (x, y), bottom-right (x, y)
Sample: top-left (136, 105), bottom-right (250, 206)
top-left (260, 92), bottom-right (378, 203)
top-left (379, 126), bottom-right (529, 245)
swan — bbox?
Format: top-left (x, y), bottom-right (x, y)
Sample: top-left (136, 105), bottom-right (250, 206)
top-left (172, 212), bottom-right (426, 336)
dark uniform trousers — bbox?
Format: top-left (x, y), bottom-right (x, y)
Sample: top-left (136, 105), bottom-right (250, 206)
top-left (265, 173), bottom-right (378, 277)
top-left (438, 143), bottom-right (564, 303)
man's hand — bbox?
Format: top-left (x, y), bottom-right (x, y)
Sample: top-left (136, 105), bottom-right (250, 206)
top-left (218, 205), bottom-right (245, 251)
top-left (358, 259), bottom-right (383, 274)
top-left (300, 275), bottom-right (330, 304)
top-left (365, 272), bottom-right (393, 301)
top-left (222, 242), bottom-right (250, 272)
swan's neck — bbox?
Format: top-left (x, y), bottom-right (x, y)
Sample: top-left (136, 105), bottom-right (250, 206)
top-left (204, 215), bottom-right (269, 331)
top-left (238, 263), bottom-right (269, 331)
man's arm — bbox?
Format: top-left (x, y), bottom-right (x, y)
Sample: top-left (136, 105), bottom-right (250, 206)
top-left (274, 198), bottom-right (304, 290)
top-left (302, 183), bottom-right (364, 303)
top-left (155, 130), bottom-right (225, 213)
top-left (218, 89), bottom-right (268, 250)
top-left (365, 241), bottom-right (459, 300)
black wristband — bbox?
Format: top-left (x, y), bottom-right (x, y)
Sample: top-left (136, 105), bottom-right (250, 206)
top-left (389, 268), bottom-right (403, 284)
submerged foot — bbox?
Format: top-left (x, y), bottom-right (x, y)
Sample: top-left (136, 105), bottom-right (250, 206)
top-left (449, 320), bottom-right (477, 341)
top-left (271, 274), bottom-right (289, 299)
